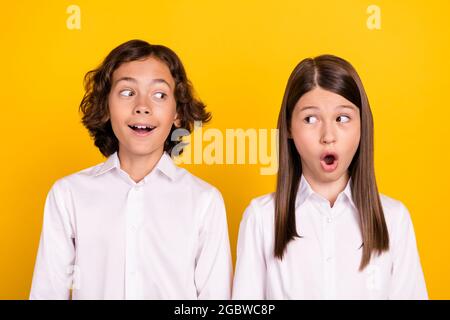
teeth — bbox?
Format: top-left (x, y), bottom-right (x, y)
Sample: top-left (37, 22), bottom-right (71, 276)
top-left (131, 125), bottom-right (154, 129)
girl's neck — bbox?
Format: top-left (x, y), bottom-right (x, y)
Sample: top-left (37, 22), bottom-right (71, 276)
top-left (302, 171), bottom-right (350, 208)
top-left (117, 147), bottom-right (164, 183)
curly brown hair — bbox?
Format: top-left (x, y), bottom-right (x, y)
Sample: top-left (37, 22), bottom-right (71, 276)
top-left (79, 39), bottom-right (211, 157)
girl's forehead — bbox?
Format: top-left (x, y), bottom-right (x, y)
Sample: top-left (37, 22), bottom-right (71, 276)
top-left (295, 87), bottom-right (358, 112)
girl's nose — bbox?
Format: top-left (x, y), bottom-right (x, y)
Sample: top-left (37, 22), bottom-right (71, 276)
top-left (321, 123), bottom-right (336, 144)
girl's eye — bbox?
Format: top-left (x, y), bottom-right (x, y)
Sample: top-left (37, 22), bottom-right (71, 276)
top-left (337, 115), bottom-right (350, 123)
top-left (153, 92), bottom-right (167, 100)
top-left (304, 116), bottom-right (318, 124)
top-left (119, 89), bottom-right (134, 97)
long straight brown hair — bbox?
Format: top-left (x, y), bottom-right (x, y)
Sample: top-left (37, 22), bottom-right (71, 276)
top-left (274, 55), bottom-right (389, 271)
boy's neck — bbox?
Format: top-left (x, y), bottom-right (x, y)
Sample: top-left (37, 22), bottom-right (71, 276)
top-left (117, 148), bottom-right (164, 183)
top-left (302, 171), bottom-right (350, 208)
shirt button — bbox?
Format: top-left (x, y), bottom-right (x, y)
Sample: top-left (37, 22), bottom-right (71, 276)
top-left (131, 225), bottom-right (137, 231)
top-left (327, 217), bottom-right (332, 223)
top-left (326, 257), bottom-right (333, 262)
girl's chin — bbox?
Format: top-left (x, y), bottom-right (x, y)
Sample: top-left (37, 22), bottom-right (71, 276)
top-left (312, 167), bottom-right (348, 182)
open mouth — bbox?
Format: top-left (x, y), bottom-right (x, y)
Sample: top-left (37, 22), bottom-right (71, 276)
top-left (323, 154), bottom-right (336, 165)
top-left (128, 124), bottom-right (156, 135)
top-left (320, 152), bottom-right (339, 172)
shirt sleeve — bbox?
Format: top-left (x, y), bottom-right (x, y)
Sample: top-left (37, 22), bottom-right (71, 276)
top-left (232, 201), bottom-right (267, 299)
top-left (194, 188), bottom-right (233, 299)
top-left (388, 203), bottom-right (428, 299)
top-left (29, 180), bottom-right (76, 300)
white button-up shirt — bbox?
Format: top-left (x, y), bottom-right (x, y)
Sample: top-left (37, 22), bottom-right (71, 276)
top-left (232, 175), bottom-right (427, 299)
top-left (30, 152), bottom-right (233, 300)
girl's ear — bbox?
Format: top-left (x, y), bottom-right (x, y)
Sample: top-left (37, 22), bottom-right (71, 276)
top-left (287, 125), bottom-right (292, 139)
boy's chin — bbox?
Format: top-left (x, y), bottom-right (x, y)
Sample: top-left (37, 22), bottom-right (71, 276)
top-left (120, 145), bottom-right (165, 158)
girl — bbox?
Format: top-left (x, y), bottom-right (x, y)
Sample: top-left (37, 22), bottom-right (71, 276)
top-left (232, 55), bottom-right (427, 299)
top-left (30, 40), bottom-right (232, 299)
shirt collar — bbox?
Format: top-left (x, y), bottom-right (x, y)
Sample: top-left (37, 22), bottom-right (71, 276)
top-left (155, 152), bottom-right (177, 181)
top-left (93, 151), bottom-right (177, 181)
top-left (94, 152), bottom-right (120, 176)
top-left (295, 174), bottom-right (356, 209)
top-left (295, 175), bottom-right (315, 208)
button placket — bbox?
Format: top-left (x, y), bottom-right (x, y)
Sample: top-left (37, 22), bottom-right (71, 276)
top-left (323, 205), bottom-right (336, 299)
top-left (125, 185), bottom-right (144, 299)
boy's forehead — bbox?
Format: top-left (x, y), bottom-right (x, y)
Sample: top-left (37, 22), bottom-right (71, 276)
top-left (112, 57), bottom-right (175, 86)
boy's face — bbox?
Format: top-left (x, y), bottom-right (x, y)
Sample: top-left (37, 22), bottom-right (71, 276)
top-left (108, 56), bottom-right (179, 158)
top-left (290, 86), bottom-right (361, 184)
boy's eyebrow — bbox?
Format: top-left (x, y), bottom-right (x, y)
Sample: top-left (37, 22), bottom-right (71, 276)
top-left (113, 77), bottom-right (172, 88)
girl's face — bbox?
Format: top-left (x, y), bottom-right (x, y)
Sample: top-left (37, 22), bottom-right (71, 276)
top-left (108, 56), bottom-right (179, 158)
top-left (290, 86), bottom-right (361, 184)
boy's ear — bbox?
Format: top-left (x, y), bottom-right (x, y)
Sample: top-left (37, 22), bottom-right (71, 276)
top-left (174, 113), bottom-right (181, 128)
top-left (103, 108), bottom-right (110, 122)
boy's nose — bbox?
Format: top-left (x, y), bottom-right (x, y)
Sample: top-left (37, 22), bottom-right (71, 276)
top-left (133, 104), bottom-right (152, 115)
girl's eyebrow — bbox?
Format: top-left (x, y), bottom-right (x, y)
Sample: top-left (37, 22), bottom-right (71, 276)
top-left (299, 104), bottom-right (357, 111)
top-left (113, 76), bottom-right (172, 89)
top-left (336, 104), bottom-right (358, 111)
top-left (299, 105), bottom-right (319, 112)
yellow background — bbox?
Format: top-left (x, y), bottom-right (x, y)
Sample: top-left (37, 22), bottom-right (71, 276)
top-left (1, 0), bottom-right (449, 299)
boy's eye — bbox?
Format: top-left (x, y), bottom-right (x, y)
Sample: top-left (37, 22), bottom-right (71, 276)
top-left (304, 116), bottom-right (318, 124)
top-left (153, 92), bottom-right (167, 100)
top-left (337, 115), bottom-right (350, 123)
top-left (119, 89), bottom-right (134, 97)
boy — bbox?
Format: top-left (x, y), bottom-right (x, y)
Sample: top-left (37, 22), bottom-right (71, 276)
top-left (30, 40), bottom-right (232, 299)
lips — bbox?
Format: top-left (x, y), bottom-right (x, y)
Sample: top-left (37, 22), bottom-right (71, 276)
top-left (320, 151), bottom-right (339, 172)
top-left (128, 123), bottom-right (156, 136)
